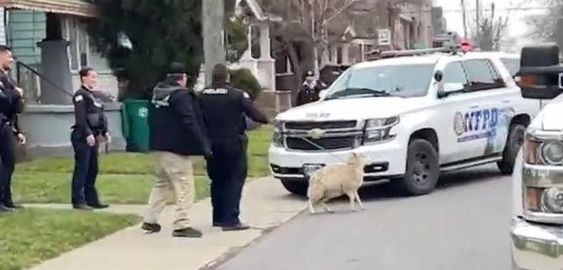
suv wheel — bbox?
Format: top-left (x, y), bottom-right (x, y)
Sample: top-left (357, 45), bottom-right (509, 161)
top-left (395, 139), bottom-right (440, 196)
top-left (280, 179), bottom-right (308, 197)
top-left (497, 124), bottom-right (526, 175)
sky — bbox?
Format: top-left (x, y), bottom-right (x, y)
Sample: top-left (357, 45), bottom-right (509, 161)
top-left (432, 0), bottom-right (547, 52)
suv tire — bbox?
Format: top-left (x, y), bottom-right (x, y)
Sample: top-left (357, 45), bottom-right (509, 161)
top-left (497, 124), bottom-right (526, 175)
top-left (395, 139), bottom-right (440, 196)
top-left (280, 179), bottom-right (308, 197)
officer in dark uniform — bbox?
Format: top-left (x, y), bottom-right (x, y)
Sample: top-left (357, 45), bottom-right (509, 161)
top-left (199, 64), bottom-right (269, 231)
top-left (295, 70), bottom-right (327, 106)
top-left (70, 67), bottom-right (109, 210)
top-left (0, 45), bottom-right (25, 212)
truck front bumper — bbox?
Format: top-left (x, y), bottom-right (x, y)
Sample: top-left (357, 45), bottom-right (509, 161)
top-left (268, 139), bottom-right (406, 181)
top-left (511, 217), bottom-right (563, 270)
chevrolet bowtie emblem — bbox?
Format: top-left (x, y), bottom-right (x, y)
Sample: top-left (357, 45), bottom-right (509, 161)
top-left (308, 128), bottom-right (325, 139)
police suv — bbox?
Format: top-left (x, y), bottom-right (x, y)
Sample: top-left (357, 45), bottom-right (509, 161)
top-left (269, 47), bottom-right (541, 196)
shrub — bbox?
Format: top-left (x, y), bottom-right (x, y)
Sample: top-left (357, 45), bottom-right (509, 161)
top-left (229, 68), bottom-right (262, 100)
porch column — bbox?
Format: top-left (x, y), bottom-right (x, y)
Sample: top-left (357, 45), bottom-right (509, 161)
top-left (342, 44), bottom-right (350, 65)
top-left (259, 23), bottom-right (271, 59)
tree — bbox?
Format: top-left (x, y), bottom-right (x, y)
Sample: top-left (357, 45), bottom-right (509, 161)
top-left (469, 2), bottom-right (517, 51)
top-left (252, 0), bottom-right (360, 97)
top-left (87, 0), bottom-right (205, 100)
top-left (526, 0), bottom-right (563, 47)
top-left (252, 0), bottom-right (425, 98)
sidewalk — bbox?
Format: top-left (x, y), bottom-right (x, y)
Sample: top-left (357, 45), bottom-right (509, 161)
top-left (28, 177), bottom-right (307, 270)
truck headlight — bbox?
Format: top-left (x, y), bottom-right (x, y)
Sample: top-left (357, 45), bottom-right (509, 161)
top-left (363, 116), bottom-right (399, 143)
top-left (522, 127), bottom-right (563, 223)
top-left (272, 120), bottom-right (283, 147)
top-left (542, 188), bottom-right (563, 213)
top-left (524, 127), bottom-right (563, 165)
top-left (541, 141), bottom-right (563, 165)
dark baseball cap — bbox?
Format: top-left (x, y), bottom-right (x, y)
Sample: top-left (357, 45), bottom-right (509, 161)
top-left (168, 62), bottom-right (187, 74)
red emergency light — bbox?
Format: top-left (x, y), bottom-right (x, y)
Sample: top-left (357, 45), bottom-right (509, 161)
top-left (460, 40), bottom-right (473, 52)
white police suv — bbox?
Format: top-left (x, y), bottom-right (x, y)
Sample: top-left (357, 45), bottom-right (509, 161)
top-left (269, 48), bottom-right (541, 196)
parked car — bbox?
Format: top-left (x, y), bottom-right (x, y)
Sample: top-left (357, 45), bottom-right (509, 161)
top-left (510, 43), bottom-right (563, 270)
top-left (268, 47), bottom-right (541, 196)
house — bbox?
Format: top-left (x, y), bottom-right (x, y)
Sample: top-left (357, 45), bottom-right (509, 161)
top-left (250, 0), bottom-right (436, 91)
top-left (0, 0), bottom-right (125, 156)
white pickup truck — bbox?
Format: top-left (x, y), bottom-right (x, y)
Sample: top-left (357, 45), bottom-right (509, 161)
top-left (269, 48), bottom-right (541, 196)
top-left (510, 44), bottom-right (563, 269)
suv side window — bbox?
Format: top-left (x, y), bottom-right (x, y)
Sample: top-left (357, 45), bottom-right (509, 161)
top-left (443, 61), bottom-right (468, 85)
top-left (462, 59), bottom-right (504, 91)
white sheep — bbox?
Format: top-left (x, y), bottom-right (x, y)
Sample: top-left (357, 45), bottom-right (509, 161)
top-left (307, 153), bottom-right (369, 214)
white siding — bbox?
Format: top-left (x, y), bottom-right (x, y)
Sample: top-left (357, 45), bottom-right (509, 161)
top-left (0, 8), bottom-right (6, 44)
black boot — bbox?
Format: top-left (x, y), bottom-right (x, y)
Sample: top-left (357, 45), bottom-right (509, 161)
top-left (141, 222), bottom-right (162, 234)
top-left (0, 188), bottom-right (12, 212)
top-left (73, 203), bottom-right (93, 211)
top-left (3, 188), bottom-right (23, 209)
top-left (87, 202), bottom-right (109, 209)
top-left (172, 227), bottom-right (203, 238)
top-left (0, 204), bottom-right (14, 213)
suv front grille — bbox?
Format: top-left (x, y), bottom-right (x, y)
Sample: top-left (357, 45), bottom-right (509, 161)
top-left (284, 120), bottom-right (357, 130)
top-left (285, 136), bottom-right (359, 151)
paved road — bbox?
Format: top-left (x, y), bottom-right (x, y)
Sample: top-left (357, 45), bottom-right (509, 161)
top-left (216, 165), bottom-right (512, 270)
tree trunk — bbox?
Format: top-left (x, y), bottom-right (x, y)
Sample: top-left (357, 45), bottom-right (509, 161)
top-left (312, 45), bottom-right (320, 76)
top-left (286, 40), bottom-right (302, 106)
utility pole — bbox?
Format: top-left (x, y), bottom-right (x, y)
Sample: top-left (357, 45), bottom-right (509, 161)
top-left (476, 0), bottom-right (480, 38)
top-left (202, 0), bottom-right (226, 85)
top-left (461, 0), bottom-right (467, 39)
top-left (491, 2), bottom-right (495, 21)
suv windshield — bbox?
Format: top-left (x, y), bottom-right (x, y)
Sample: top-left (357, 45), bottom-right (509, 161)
top-left (325, 63), bottom-right (436, 100)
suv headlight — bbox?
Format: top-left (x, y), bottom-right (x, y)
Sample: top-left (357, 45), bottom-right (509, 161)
top-left (272, 120), bottom-right (283, 147)
top-left (522, 127), bottom-right (563, 223)
top-left (363, 116), bottom-right (399, 143)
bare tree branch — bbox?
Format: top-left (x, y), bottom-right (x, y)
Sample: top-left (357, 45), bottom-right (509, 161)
top-left (321, 0), bottom-right (360, 26)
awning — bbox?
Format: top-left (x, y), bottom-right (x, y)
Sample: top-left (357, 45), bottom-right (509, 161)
top-left (0, 0), bottom-right (97, 17)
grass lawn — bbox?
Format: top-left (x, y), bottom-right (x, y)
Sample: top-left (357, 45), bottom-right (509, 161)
top-left (14, 126), bottom-right (272, 205)
top-left (0, 208), bottom-right (139, 270)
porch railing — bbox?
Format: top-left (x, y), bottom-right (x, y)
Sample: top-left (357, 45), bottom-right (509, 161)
top-left (16, 61), bottom-right (73, 104)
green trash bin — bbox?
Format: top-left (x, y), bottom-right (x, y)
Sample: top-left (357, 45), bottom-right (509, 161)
top-left (122, 99), bottom-right (150, 152)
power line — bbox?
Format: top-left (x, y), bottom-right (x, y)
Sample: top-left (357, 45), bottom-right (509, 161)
top-left (398, 6), bottom-right (550, 14)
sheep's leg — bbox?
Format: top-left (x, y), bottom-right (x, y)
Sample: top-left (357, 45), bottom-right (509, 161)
top-left (320, 198), bottom-right (334, 213)
top-left (355, 190), bottom-right (366, 211)
top-left (347, 192), bottom-right (357, 212)
top-left (308, 198), bottom-right (317, 214)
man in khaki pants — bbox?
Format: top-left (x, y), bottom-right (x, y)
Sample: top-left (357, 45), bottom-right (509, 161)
top-left (142, 63), bottom-right (211, 238)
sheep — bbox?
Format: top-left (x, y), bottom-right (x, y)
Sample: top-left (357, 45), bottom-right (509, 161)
top-left (307, 153), bottom-right (369, 214)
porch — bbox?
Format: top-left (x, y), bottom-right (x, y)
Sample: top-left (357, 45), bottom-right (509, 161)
top-left (0, 0), bottom-right (125, 157)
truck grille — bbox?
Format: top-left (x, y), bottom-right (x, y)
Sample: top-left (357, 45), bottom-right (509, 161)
top-left (284, 120), bottom-right (357, 130)
top-left (285, 136), bottom-right (359, 151)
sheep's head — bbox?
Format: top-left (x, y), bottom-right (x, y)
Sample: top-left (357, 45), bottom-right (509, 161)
top-left (348, 152), bottom-right (369, 167)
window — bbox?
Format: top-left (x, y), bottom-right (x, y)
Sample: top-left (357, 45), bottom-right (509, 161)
top-left (63, 16), bottom-right (89, 71)
top-left (500, 57), bottom-right (520, 77)
top-left (326, 63), bottom-right (435, 99)
top-left (443, 61), bottom-right (468, 85)
top-left (462, 59), bottom-right (503, 91)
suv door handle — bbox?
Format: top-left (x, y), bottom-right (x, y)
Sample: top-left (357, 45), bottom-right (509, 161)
top-left (502, 100), bottom-right (510, 103)
top-left (469, 105), bottom-right (479, 109)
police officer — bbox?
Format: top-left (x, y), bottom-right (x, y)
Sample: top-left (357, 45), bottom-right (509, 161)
top-left (199, 64), bottom-right (269, 231)
top-left (70, 67), bottom-right (109, 210)
top-left (295, 70), bottom-right (326, 106)
top-left (142, 62), bottom-right (211, 238)
top-left (0, 45), bottom-right (25, 212)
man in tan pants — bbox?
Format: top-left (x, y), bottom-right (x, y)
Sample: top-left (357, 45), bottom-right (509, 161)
top-left (142, 63), bottom-right (211, 238)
